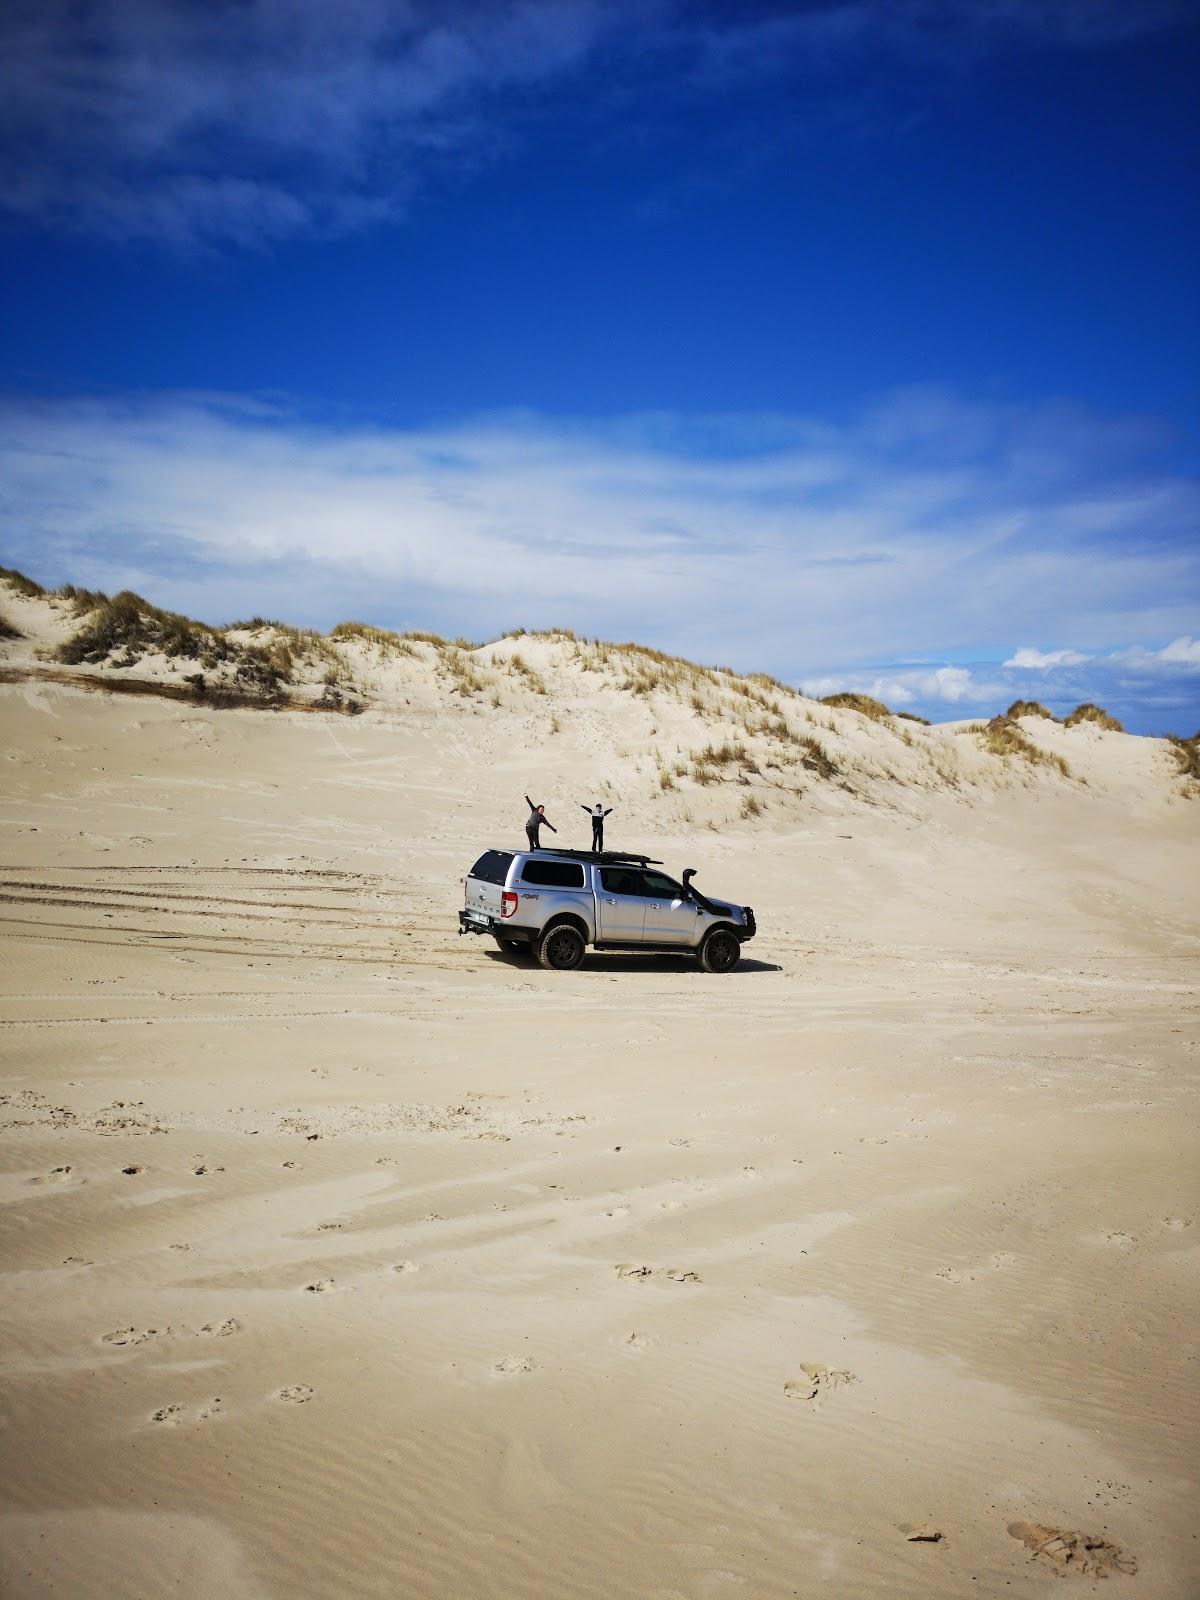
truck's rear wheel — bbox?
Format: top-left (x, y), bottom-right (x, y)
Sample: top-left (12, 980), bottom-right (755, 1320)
top-left (537, 923), bottom-right (586, 971)
top-left (698, 927), bottom-right (741, 973)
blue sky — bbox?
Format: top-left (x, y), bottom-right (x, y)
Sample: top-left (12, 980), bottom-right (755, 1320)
top-left (1, 0), bottom-right (1197, 731)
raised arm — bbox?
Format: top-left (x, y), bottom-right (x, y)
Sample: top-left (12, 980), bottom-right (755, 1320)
top-left (525, 794), bottom-right (536, 814)
top-left (580, 804), bottom-right (591, 813)
top-left (546, 819), bottom-right (558, 833)
top-left (604, 808), bottom-right (613, 817)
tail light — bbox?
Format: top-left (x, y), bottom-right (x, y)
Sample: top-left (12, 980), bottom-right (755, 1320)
top-left (463, 878), bottom-right (468, 905)
top-left (501, 890), bottom-right (518, 919)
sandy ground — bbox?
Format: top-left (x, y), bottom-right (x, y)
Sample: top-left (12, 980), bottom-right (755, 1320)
top-left (1, 679), bottom-right (1197, 1599)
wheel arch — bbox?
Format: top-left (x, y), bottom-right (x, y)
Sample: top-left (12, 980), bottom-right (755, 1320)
top-left (541, 912), bottom-right (591, 942)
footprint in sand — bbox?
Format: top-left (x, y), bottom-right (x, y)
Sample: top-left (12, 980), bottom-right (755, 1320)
top-left (937, 1252), bottom-right (1017, 1284)
top-left (784, 1364), bottom-right (858, 1407)
top-left (303, 1279), bottom-right (334, 1294)
top-left (1102, 1231), bottom-right (1136, 1249)
top-left (28, 1166), bottom-right (74, 1186)
top-left (121, 1166), bottom-right (143, 1177)
top-left (1007, 1521), bottom-right (1136, 1578)
top-left (103, 1326), bottom-right (166, 1347)
top-left (275, 1385), bottom-right (314, 1404)
top-left (199, 1318), bottom-right (240, 1338)
top-left (614, 1263), bottom-right (702, 1283)
top-left (150, 1399), bottom-right (223, 1426)
top-left (491, 1357), bottom-right (536, 1378)
top-left (391, 1260), bottom-right (420, 1275)
top-left (623, 1332), bottom-right (653, 1350)
top-left (1162, 1216), bottom-right (1192, 1231)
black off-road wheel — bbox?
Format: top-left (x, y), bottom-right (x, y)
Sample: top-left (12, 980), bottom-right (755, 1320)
top-left (536, 923), bottom-right (586, 971)
top-left (698, 927), bottom-right (741, 973)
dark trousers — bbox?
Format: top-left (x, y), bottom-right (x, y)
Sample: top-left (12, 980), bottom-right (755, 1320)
top-left (591, 824), bottom-right (604, 853)
top-left (526, 829), bottom-right (540, 851)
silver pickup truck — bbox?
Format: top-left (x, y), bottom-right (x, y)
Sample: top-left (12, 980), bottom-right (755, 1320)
top-left (458, 848), bottom-right (756, 972)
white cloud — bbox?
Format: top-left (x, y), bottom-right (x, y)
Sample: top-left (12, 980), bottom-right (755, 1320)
top-left (804, 665), bottom-right (1005, 706)
top-left (3, 387), bottom-right (1195, 702)
top-left (1003, 647), bottom-right (1089, 669)
top-left (1158, 636), bottom-right (1200, 666)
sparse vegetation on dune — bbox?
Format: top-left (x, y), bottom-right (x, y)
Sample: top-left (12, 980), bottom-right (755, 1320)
top-left (1005, 699), bottom-right (1056, 721)
top-left (329, 621), bottom-right (418, 658)
top-left (739, 793), bottom-right (765, 819)
top-left (0, 566), bottom-right (46, 599)
top-left (1167, 734), bottom-right (1200, 784)
top-left (58, 584), bottom-right (111, 615)
top-left (1064, 702), bottom-right (1124, 733)
top-left (981, 714), bottom-right (1070, 777)
top-left (821, 691), bottom-right (893, 722)
top-left (56, 591), bottom-right (288, 700)
top-left (896, 710), bottom-right (931, 726)
top-left (0, 612), bottom-right (22, 640)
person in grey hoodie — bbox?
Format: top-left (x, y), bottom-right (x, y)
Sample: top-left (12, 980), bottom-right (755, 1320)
top-left (581, 802), bottom-right (613, 853)
top-left (524, 795), bottom-right (557, 851)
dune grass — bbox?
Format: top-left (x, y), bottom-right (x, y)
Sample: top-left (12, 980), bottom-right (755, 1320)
top-left (329, 621), bottom-right (418, 658)
top-left (56, 591), bottom-right (288, 699)
top-left (1004, 699), bottom-right (1056, 721)
top-left (896, 710), bottom-right (931, 726)
top-left (982, 714), bottom-right (1070, 776)
top-left (1064, 702), bottom-right (1124, 733)
top-left (0, 611), bottom-right (22, 640)
top-left (58, 584), bottom-right (111, 615)
top-left (821, 691), bottom-right (893, 722)
top-left (0, 566), bottom-right (46, 599)
top-left (1167, 734), bottom-right (1200, 784)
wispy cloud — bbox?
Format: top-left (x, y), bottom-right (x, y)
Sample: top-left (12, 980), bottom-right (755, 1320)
top-left (1, 386), bottom-right (1196, 727)
top-left (1, 0), bottom-right (1192, 246)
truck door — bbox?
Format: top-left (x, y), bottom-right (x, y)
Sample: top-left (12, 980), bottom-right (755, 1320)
top-left (597, 866), bottom-right (647, 941)
top-left (640, 869), bottom-right (699, 945)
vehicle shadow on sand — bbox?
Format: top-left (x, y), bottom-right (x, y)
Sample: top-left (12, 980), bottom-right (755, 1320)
top-left (485, 950), bottom-right (782, 976)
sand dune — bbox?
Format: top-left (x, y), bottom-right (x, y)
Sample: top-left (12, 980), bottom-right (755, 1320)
top-left (1, 576), bottom-right (1197, 1598)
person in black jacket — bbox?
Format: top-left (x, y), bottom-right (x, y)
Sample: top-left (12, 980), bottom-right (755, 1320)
top-left (581, 802), bottom-right (613, 853)
top-left (524, 795), bottom-right (557, 851)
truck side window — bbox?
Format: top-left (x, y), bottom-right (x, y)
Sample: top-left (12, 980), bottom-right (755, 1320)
top-left (599, 868), bottom-right (640, 895)
top-left (641, 871), bottom-right (685, 899)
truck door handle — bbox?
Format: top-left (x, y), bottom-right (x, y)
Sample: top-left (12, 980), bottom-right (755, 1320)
top-left (604, 897), bottom-right (616, 905)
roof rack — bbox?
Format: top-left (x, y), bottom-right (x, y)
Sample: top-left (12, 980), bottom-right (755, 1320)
top-left (528, 847), bottom-right (663, 866)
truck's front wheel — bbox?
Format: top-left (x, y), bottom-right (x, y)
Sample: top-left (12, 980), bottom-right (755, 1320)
top-left (536, 923), bottom-right (586, 971)
top-left (698, 927), bottom-right (741, 973)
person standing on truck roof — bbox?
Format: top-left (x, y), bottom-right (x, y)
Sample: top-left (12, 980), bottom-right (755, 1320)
top-left (524, 795), bottom-right (557, 851)
top-left (581, 802), bottom-right (613, 854)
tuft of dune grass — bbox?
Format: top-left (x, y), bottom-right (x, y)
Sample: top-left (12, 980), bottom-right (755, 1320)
top-left (0, 611), bottom-right (22, 640)
top-left (739, 793), bottom-right (765, 819)
top-left (1167, 734), bottom-right (1200, 784)
top-left (0, 566), bottom-right (45, 599)
top-left (329, 621), bottom-right (418, 658)
top-left (982, 714), bottom-right (1070, 777)
top-left (1004, 699), bottom-right (1056, 721)
top-left (1064, 702), bottom-right (1123, 733)
top-left (896, 710), bottom-right (931, 726)
top-left (821, 691), bottom-right (893, 722)
top-left (58, 583), bottom-right (110, 615)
